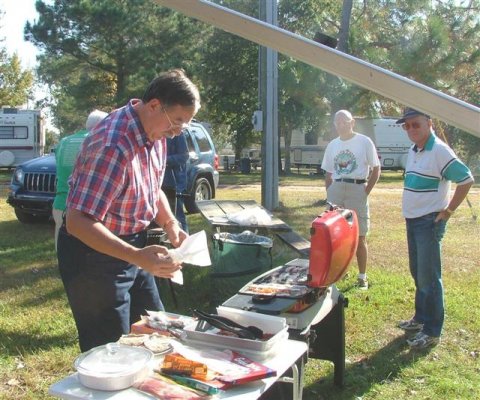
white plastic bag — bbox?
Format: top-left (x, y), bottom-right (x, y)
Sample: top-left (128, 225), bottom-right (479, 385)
top-left (227, 206), bottom-right (272, 226)
top-left (167, 230), bottom-right (211, 285)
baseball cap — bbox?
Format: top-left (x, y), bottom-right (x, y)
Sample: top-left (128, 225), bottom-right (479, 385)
top-left (396, 107), bottom-right (431, 124)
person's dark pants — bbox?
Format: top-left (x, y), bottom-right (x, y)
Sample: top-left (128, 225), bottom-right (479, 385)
top-left (57, 227), bottom-right (163, 352)
top-left (163, 187), bottom-right (177, 215)
top-left (162, 187), bottom-right (188, 232)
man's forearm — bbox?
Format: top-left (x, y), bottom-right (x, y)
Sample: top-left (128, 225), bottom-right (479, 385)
top-left (448, 181), bottom-right (474, 211)
top-left (155, 190), bottom-right (178, 228)
top-left (325, 173), bottom-right (333, 189)
top-left (366, 166), bottom-right (381, 194)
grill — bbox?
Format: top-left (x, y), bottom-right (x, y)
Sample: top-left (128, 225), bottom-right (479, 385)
top-left (221, 208), bottom-right (359, 387)
top-left (24, 172), bottom-right (56, 193)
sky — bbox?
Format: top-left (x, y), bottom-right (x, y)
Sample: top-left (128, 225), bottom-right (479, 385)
top-left (0, 0), bottom-right (40, 69)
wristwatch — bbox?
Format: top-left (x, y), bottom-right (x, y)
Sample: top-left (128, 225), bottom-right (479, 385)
top-left (445, 208), bottom-right (454, 215)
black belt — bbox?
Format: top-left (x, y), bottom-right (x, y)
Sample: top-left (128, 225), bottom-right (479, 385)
top-left (335, 178), bottom-right (366, 184)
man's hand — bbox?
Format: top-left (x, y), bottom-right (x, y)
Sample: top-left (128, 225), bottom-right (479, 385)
top-left (435, 210), bottom-right (452, 223)
top-left (165, 222), bottom-right (188, 248)
top-left (133, 245), bottom-right (182, 278)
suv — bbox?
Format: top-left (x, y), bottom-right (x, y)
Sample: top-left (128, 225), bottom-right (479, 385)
top-left (7, 153), bottom-right (56, 223)
top-left (6, 121), bottom-right (219, 223)
top-left (182, 121), bottom-right (219, 213)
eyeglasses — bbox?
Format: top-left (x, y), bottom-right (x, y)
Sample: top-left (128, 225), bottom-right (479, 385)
top-left (401, 121), bottom-right (423, 130)
top-left (162, 107), bottom-right (190, 130)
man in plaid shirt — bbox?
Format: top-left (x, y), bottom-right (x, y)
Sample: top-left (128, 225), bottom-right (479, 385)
top-left (57, 70), bottom-right (200, 352)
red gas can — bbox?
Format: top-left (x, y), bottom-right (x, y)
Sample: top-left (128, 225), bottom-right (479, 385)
top-left (308, 209), bottom-right (359, 287)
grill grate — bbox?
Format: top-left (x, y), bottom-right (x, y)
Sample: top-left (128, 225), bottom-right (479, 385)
top-left (24, 172), bottom-right (56, 193)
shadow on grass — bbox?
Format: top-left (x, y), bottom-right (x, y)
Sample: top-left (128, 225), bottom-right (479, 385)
top-left (0, 327), bottom-right (76, 356)
top-left (0, 217), bottom-right (58, 292)
top-left (303, 334), bottom-right (436, 400)
top-left (1, 253), bottom-right (59, 294)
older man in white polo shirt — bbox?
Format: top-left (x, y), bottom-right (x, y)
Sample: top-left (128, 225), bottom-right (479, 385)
top-left (396, 107), bottom-right (473, 349)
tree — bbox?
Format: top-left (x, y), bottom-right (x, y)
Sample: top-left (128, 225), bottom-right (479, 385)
top-left (0, 14), bottom-right (34, 108)
top-left (346, 0), bottom-right (480, 157)
top-left (277, 0), bottom-right (339, 172)
top-left (0, 51), bottom-right (34, 107)
top-left (26, 0), bottom-right (206, 135)
top-left (195, 0), bottom-right (259, 159)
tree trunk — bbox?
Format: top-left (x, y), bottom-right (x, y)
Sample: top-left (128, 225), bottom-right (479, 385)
top-left (338, 0), bottom-right (353, 53)
top-left (330, 0), bottom-right (354, 115)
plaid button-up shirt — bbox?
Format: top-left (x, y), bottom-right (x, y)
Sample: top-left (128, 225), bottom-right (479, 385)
top-left (67, 100), bottom-right (166, 236)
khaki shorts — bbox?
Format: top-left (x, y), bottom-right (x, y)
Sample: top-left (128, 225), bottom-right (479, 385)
top-left (326, 181), bottom-right (370, 236)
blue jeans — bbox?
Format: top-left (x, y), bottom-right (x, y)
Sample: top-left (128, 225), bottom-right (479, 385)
top-left (406, 213), bottom-right (447, 337)
top-left (57, 227), bottom-right (163, 352)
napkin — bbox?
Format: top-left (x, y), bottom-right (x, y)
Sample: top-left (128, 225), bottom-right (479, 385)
top-left (168, 231), bottom-right (211, 285)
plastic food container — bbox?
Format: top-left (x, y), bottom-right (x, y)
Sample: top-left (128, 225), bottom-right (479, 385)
top-left (183, 307), bottom-right (288, 359)
top-left (74, 343), bottom-right (153, 391)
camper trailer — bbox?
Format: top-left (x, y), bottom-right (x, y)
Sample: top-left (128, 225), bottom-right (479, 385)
top-left (289, 118), bottom-right (413, 171)
top-left (290, 145), bottom-right (326, 171)
top-left (0, 108), bottom-right (45, 168)
top-left (355, 118), bottom-right (412, 170)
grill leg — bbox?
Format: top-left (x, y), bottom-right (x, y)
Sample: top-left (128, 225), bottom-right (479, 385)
top-left (308, 294), bottom-right (347, 387)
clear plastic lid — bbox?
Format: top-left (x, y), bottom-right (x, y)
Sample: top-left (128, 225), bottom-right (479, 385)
top-left (74, 343), bottom-right (153, 377)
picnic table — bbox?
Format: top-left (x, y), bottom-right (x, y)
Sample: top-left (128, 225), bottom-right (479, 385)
top-left (196, 200), bottom-right (311, 257)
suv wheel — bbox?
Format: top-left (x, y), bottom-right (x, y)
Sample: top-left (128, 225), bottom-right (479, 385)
top-left (185, 177), bottom-right (212, 213)
top-left (14, 209), bottom-right (49, 224)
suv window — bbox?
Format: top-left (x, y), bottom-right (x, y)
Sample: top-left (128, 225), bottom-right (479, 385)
top-left (186, 134), bottom-right (196, 153)
top-left (190, 126), bottom-right (212, 153)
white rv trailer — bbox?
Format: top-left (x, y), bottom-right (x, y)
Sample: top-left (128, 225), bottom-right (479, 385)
top-left (289, 118), bottom-right (412, 171)
top-left (355, 118), bottom-right (412, 170)
top-left (0, 108), bottom-right (45, 167)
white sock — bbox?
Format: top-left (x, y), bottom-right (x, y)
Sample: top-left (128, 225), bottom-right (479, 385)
top-left (358, 273), bottom-right (367, 280)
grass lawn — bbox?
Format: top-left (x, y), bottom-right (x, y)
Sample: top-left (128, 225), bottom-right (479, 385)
top-left (0, 170), bottom-right (479, 399)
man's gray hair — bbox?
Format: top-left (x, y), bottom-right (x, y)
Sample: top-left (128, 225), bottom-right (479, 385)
top-left (86, 109), bottom-right (108, 131)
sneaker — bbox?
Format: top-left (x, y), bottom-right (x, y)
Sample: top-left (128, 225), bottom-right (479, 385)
top-left (356, 277), bottom-right (368, 290)
top-left (397, 318), bottom-right (424, 331)
top-left (407, 331), bottom-right (439, 349)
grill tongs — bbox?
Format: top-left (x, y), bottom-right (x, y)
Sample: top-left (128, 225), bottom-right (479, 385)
top-left (192, 309), bottom-right (263, 340)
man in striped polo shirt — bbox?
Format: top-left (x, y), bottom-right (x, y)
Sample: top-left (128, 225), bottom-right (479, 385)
top-left (396, 108), bottom-right (474, 349)
top-left (58, 70), bottom-right (200, 352)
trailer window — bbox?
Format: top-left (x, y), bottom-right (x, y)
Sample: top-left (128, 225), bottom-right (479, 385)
top-left (0, 126), bottom-right (28, 139)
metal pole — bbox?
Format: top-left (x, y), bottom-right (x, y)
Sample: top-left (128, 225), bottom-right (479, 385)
top-left (260, 0), bottom-right (279, 210)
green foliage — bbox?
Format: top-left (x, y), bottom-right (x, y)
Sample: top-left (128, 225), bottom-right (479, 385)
top-left (26, 0), bottom-right (207, 133)
top-left (0, 51), bottom-right (34, 107)
top-left (45, 128), bottom-right (58, 151)
top-left (194, 0), bottom-right (259, 157)
top-left (24, 0), bottom-right (480, 159)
